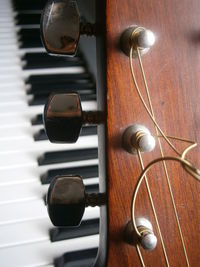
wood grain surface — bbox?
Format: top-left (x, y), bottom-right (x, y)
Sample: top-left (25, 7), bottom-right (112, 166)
top-left (98, 0), bottom-right (200, 266)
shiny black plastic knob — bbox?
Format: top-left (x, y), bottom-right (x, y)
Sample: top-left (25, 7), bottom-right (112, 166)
top-left (44, 93), bottom-right (103, 143)
top-left (41, 0), bottom-right (95, 56)
top-left (47, 175), bottom-right (105, 226)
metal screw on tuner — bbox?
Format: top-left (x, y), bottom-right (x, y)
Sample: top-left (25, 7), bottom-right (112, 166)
top-left (44, 93), bottom-right (104, 143)
top-left (124, 218), bottom-right (157, 251)
top-left (47, 175), bottom-right (106, 227)
top-left (41, 0), bottom-right (95, 56)
top-left (122, 124), bottom-right (156, 154)
top-left (120, 25), bottom-right (155, 57)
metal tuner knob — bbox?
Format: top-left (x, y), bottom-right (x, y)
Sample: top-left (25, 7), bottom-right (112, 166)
top-left (41, 0), bottom-right (95, 56)
top-left (122, 124), bottom-right (156, 154)
top-left (136, 217), bottom-right (157, 251)
top-left (44, 93), bottom-right (104, 143)
top-left (124, 218), bottom-right (157, 251)
top-left (47, 175), bottom-right (106, 226)
top-left (121, 25), bottom-right (155, 57)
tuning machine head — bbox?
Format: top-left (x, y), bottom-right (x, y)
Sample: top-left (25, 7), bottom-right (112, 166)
top-left (121, 25), bottom-right (155, 57)
top-left (44, 93), bottom-right (103, 143)
top-left (124, 218), bottom-right (157, 251)
top-left (47, 175), bottom-right (105, 226)
top-left (122, 124), bottom-right (156, 154)
top-left (41, 0), bottom-right (95, 56)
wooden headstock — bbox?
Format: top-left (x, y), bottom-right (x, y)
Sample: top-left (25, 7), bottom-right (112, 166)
top-left (95, 0), bottom-right (200, 266)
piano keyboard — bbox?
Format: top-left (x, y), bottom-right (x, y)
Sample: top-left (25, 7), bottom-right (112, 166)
top-left (0, 0), bottom-right (100, 266)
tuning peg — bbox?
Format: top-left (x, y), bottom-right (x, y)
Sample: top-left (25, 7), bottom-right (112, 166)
top-left (121, 25), bottom-right (155, 57)
top-left (47, 175), bottom-right (106, 226)
top-left (122, 124), bottom-right (156, 154)
top-left (44, 93), bottom-right (104, 143)
top-left (41, 0), bottom-right (95, 56)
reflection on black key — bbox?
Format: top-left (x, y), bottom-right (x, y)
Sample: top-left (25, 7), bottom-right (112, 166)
top-left (31, 114), bottom-right (43, 125)
top-left (34, 126), bottom-right (97, 141)
top-left (41, 165), bottom-right (98, 184)
top-left (26, 73), bottom-right (91, 85)
top-left (29, 94), bottom-right (96, 106)
top-left (50, 218), bottom-right (99, 242)
top-left (54, 248), bottom-right (98, 267)
top-left (38, 148), bottom-right (98, 165)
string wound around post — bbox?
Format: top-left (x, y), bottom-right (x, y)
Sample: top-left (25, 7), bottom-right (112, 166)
top-left (124, 218), bottom-right (157, 251)
top-left (120, 25), bottom-right (155, 57)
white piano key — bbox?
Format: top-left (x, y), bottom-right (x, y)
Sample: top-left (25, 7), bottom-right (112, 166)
top-left (0, 66), bottom-right (85, 79)
top-left (0, 177), bottom-right (99, 204)
top-left (0, 135), bottom-right (98, 153)
top-left (0, 181), bottom-right (48, 204)
top-left (0, 161), bottom-right (98, 186)
top-left (0, 47), bottom-right (45, 59)
top-left (0, 101), bottom-right (97, 127)
top-left (0, 219), bottom-right (51, 248)
top-left (0, 149), bottom-right (98, 170)
top-left (0, 198), bottom-right (99, 225)
top-left (0, 166), bottom-right (43, 185)
top-left (0, 217), bottom-right (99, 249)
top-left (0, 80), bottom-right (25, 90)
top-left (0, 235), bottom-right (99, 267)
top-left (0, 158), bottom-right (98, 183)
top-left (0, 100), bottom-right (97, 115)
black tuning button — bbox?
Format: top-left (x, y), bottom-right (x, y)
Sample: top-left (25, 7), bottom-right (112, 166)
top-left (44, 93), bottom-right (103, 143)
top-left (41, 0), bottom-right (95, 56)
top-left (47, 175), bottom-right (105, 226)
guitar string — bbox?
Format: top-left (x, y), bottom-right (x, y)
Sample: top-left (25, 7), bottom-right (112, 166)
top-left (129, 45), bottom-right (190, 266)
top-left (137, 149), bottom-right (170, 267)
top-left (129, 47), bottom-right (169, 266)
top-left (136, 244), bottom-right (145, 267)
top-left (136, 47), bottom-right (190, 266)
top-left (131, 156), bottom-right (199, 266)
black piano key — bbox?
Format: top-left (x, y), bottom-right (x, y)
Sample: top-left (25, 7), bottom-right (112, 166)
top-left (54, 248), bottom-right (98, 267)
top-left (29, 94), bottom-right (97, 106)
top-left (34, 126), bottom-right (97, 141)
top-left (31, 114), bottom-right (43, 125)
top-left (23, 53), bottom-right (81, 62)
top-left (26, 73), bottom-right (91, 85)
top-left (23, 53), bottom-right (85, 69)
top-left (50, 218), bottom-right (99, 242)
top-left (27, 84), bottom-right (95, 96)
top-left (85, 184), bottom-right (99, 194)
top-left (41, 165), bottom-right (98, 184)
top-left (16, 13), bottom-right (41, 25)
top-left (38, 148), bottom-right (98, 166)
top-left (19, 29), bottom-right (42, 48)
top-left (13, 0), bottom-right (46, 11)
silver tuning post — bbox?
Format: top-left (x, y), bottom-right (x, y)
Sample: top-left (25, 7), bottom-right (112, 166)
top-left (41, 0), bottom-right (95, 56)
top-left (122, 124), bottom-right (156, 154)
top-left (124, 218), bottom-right (157, 251)
top-left (120, 25), bottom-right (155, 57)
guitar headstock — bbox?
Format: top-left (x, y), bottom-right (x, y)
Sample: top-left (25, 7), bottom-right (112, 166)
top-left (41, 1), bottom-right (200, 266)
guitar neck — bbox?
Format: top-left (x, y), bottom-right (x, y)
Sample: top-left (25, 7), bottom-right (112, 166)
top-left (96, 0), bottom-right (200, 266)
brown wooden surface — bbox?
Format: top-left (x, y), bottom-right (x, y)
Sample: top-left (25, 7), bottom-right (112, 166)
top-left (103, 0), bottom-right (200, 266)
